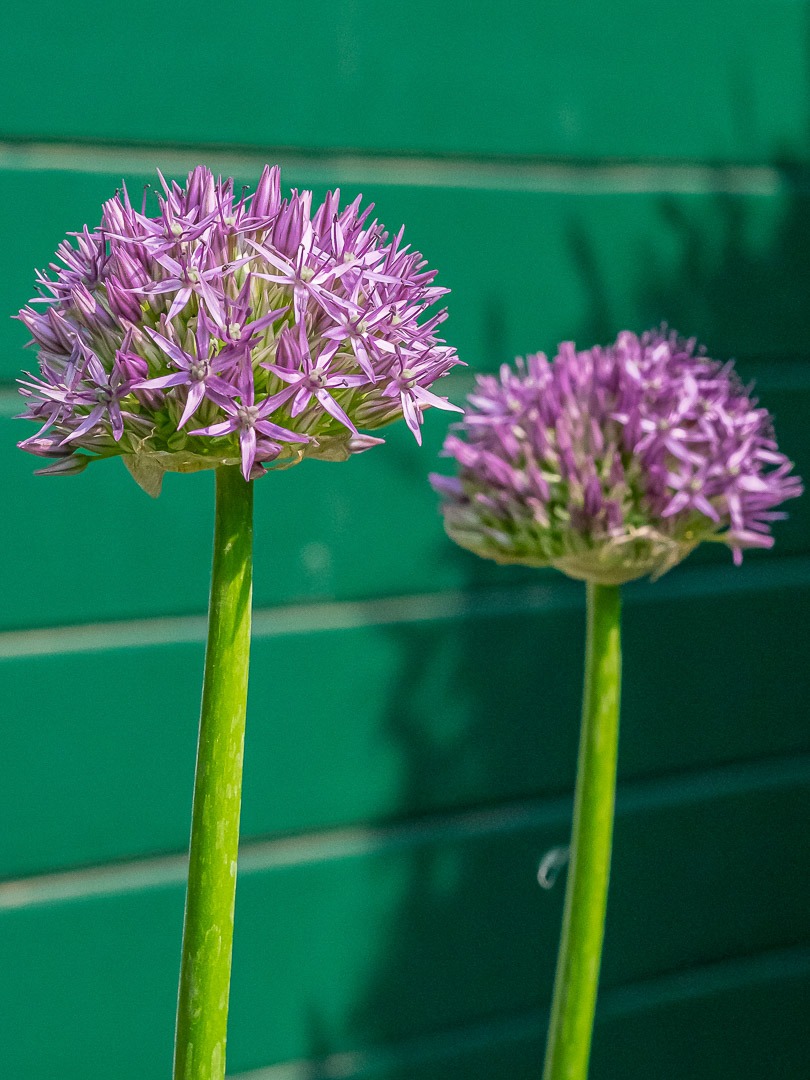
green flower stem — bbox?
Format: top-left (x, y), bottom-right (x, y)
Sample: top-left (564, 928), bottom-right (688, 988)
top-left (542, 582), bottom-right (622, 1080)
top-left (174, 466), bottom-right (254, 1080)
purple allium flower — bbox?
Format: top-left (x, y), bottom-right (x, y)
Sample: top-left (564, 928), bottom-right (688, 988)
top-left (17, 167), bottom-right (461, 494)
top-left (431, 329), bottom-right (802, 584)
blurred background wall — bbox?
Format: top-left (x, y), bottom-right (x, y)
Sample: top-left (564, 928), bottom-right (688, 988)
top-left (1, 2), bottom-right (809, 1077)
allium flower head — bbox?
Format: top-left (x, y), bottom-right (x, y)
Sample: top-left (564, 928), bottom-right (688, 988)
top-left (17, 166), bottom-right (461, 494)
top-left (431, 329), bottom-right (802, 584)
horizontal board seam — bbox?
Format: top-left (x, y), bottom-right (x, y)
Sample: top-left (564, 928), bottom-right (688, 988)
top-left (228, 942), bottom-right (810, 1080)
top-left (0, 553), bottom-right (809, 658)
top-left (2, 140), bottom-right (810, 196)
top-left (2, 749), bottom-right (808, 909)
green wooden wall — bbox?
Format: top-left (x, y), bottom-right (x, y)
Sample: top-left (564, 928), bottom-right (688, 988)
top-left (1, 3), bottom-right (809, 1077)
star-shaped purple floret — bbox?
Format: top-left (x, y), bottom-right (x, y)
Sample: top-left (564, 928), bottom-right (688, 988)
top-left (190, 373), bottom-right (309, 481)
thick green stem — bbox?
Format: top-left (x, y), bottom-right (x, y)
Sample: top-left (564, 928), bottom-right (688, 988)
top-left (174, 466), bottom-right (254, 1080)
top-left (542, 582), bottom-right (622, 1080)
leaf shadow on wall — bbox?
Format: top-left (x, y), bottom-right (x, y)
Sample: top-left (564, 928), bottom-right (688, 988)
top-left (293, 165), bottom-right (810, 1079)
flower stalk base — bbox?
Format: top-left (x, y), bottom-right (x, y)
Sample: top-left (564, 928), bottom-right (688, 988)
top-left (542, 582), bottom-right (622, 1080)
top-left (174, 466), bottom-right (254, 1080)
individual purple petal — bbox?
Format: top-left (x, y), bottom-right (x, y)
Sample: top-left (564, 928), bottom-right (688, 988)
top-left (137, 372), bottom-right (190, 391)
top-left (239, 426), bottom-right (257, 480)
top-left (348, 434), bottom-right (386, 454)
top-left (190, 419), bottom-right (234, 438)
top-left (314, 388), bottom-right (357, 433)
top-left (178, 381), bottom-right (208, 429)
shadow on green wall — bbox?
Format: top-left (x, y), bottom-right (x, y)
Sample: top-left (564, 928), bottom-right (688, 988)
top-left (307, 158), bottom-right (810, 1079)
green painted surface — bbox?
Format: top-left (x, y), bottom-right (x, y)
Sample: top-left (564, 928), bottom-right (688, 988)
top-left (239, 951), bottom-right (810, 1080)
top-left (0, 761), bottom-right (807, 1077)
top-left (0, 3), bottom-right (808, 162)
top-left (2, 4), bottom-right (809, 1077)
top-left (0, 563), bottom-right (809, 879)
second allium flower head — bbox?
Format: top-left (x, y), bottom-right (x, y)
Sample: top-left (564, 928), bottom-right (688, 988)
top-left (18, 166), bottom-right (461, 493)
top-left (432, 329), bottom-right (802, 584)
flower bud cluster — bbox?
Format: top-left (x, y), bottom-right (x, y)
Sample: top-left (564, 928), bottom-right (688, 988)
top-left (432, 329), bottom-right (802, 584)
top-left (18, 166), bottom-right (461, 493)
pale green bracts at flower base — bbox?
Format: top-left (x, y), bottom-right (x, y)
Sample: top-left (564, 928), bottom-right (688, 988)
top-left (432, 329), bottom-right (801, 1080)
top-left (16, 166), bottom-right (461, 1080)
